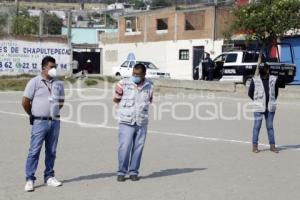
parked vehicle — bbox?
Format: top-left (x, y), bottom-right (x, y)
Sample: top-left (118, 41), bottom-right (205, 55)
top-left (112, 60), bottom-right (171, 79)
top-left (215, 50), bottom-right (296, 87)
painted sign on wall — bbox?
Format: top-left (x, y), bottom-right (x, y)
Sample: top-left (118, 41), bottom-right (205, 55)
top-left (0, 39), bottom-right (72, 75)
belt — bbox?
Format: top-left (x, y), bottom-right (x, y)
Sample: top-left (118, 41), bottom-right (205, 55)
top-left (33, 116), bottom-right (60, 121)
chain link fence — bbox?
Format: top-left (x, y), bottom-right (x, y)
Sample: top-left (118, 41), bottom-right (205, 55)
top-left (0, 2), bottom-right (17, 35)
top-left (0, 1), bottom-right (65, 36)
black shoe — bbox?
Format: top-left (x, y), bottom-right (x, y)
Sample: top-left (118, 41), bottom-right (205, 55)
top-left (117, 175), bottom-right (126, 182)
top-left (129, 175), bottom-right (140, 181)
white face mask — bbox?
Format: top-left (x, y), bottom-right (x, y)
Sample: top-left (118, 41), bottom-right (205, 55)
top-left (48, 68), bottom-right (57, 78)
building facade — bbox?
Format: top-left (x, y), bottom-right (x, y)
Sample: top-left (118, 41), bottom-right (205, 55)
top-left (99, 5), bottom-right (234, 80)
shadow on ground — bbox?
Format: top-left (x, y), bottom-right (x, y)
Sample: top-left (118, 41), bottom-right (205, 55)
top-left (59, 167), bottom-right (207, 185)
top-left (142, 168), bottom-right (207, 179)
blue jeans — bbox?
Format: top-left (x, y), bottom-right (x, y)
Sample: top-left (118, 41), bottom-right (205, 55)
top-left (117, 123), bottom-right (147, 176)
top-left (25, 119), bottom-right (60, 181)
top-left (252, 111), bottom-right (275, 145)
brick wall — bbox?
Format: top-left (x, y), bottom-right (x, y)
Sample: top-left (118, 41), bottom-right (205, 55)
top-left (101, 6), bottom-right (234, 44)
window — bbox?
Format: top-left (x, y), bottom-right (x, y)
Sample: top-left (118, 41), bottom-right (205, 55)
top-left (213, 54), bottom-right (227, 63)
top-left (243, 52), bottom-right (259, 63)
top-left (121, 61), bottom-right (129, 68)
top-left (129, 61), bottom-right (135, 68)
top-left (157, 18), bottom-right (168, 30)
top-left (125, 17), bottom-right (140, 32)
top-left (185, 11), bottom-right (205, 31)
top-left (225, 54), bottom-right (237, 63)
top-left (179, 50), bottom-right (189, 60)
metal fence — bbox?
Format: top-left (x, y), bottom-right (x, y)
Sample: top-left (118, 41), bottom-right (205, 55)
top-left (0, 1), bottom-right (66, 36)
top-left (0, 2), bottom-right (16, 35)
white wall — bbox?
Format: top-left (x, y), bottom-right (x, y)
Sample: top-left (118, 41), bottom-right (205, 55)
top-left (100, 39), bottom-right (224, 80)
top-left (0, 39), bottom-right (72, 76)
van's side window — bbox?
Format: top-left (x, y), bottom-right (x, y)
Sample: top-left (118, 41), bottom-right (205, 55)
top-left (225, 54), bottom-right (237, 63)
top-left (214, 54), bottom-right (226, 62)
top-left (243, 53), bottom-right (259, 63)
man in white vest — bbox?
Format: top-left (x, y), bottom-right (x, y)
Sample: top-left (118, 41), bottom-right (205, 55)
top-left (113, 63), bottom-right (153, 182)
top-left (248, 64), bottom-right (279, 153)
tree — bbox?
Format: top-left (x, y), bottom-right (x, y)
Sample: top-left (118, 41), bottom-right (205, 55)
top-left (151, 0), bottom-right (173, 8)
top-left (11, 10), bottom-right (63, 36)
top-left (130, 0), bottom-right (147, 9)
top-left (44, 13), bottom-right (63, 35)
top-left (228, 0), bottom-right (300, 74)
top-left (12, 12), bottom-right (39, 35)
top-left (0, 14), bottom-right (8, 35)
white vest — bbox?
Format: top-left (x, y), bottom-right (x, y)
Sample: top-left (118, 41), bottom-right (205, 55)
top-left (252, 75), bottom-right (277, 112)
top-left (118, 78), bottom-right (153, 126)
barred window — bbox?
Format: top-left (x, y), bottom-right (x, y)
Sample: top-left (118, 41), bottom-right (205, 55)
top-left (179, 49), bottom-right (189, 60)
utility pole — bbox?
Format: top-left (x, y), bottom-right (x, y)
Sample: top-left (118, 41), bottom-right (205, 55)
top-left (39, 9), bottom-right (44, 36)
top-left (67, 10), bottom-right (72, 46)
top-left (15, 0), bottom-right (19, 17)
top-left (212, 0), bottom-right (217, 41)
top-left (15, 0), bottom-right (19, 35)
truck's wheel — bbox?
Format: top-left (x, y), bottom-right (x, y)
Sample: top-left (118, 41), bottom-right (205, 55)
top-left (244, 76), bottom-right (253, 88)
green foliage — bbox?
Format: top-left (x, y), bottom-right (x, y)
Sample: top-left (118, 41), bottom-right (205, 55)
top-left (0, 14), bottom-right (8, 34)
top-left (11, 11), bottom-right (63, 36)
top-left (0, 78), bottom-right (30, 91)
top-left (130, 0), bottom-right (146, 9)
top-left (12, 15), bottom-right (39, 35)
top-left (228, 0), bottom-right (300, 75)
top-left (230, 0), bottom-right (300, 44)
top-left (92, 12), bottom-right (101, 19)
top-left (43, 13), bottom-right (63, 35)
top-left (151, 0), bottom-right (173, 8)
top-left (85, 79), bottom-right (98, 86)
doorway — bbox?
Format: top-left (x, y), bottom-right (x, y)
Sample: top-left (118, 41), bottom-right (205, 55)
top-left (192, 46), bottom-right (205, 80)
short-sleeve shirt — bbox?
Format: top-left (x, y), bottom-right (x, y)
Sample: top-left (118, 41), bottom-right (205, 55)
top-left (23, 75), bottom-right (65, 117)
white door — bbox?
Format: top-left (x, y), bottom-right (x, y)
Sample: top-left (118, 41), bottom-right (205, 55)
top-left (119, 61), bottom-right (132, 77)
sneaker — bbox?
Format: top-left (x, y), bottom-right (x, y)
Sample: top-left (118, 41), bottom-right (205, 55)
top-left (129, 175), bottom-right (140, 181)
top-left (46, 177), bottom-right (63, 187)
top-left (24, 180), bottom-right (34, 192)
top-left (117, 175), bottom-right (126, 182)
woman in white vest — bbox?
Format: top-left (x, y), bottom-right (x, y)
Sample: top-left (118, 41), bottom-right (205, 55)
top-left (248, 64), bottom-right (279, 153)
top-left (113, 63), bottom-right (154, 182)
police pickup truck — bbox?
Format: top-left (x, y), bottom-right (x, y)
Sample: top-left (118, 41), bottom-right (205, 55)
top-left (216, 51), bottom-right (296, 86)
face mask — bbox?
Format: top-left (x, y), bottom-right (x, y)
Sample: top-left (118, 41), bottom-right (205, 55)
top-left (131, 76), bottom-right (142, 84)
top-left (48, 68), bottom-right (57, 78)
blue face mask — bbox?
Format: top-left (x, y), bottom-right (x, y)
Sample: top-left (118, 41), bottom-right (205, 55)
top-left (131, 76), bottom-right (142, 84)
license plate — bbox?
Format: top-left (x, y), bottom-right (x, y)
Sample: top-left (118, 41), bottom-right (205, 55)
top-left (224, 69), bottom-right (236, 74)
